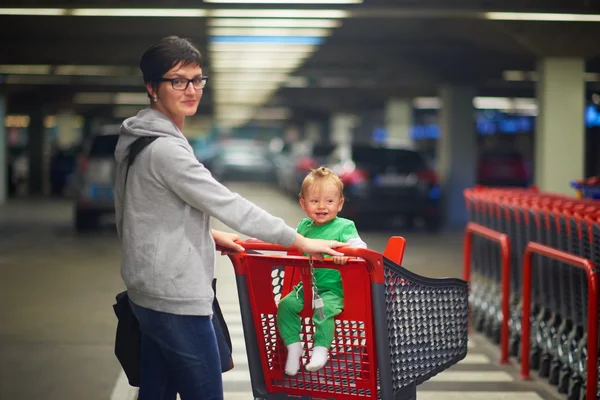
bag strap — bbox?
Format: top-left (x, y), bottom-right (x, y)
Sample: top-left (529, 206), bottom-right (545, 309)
top-left (119, 136), bottom-right (159, 234)
top-left (124, 136), bottom-right (159, 186)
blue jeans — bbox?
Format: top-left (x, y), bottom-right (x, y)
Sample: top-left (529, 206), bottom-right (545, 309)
top-left (129, 301), bottom-right (224, 400)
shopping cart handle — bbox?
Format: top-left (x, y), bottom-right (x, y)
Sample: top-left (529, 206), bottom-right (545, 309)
top-left (216, 238), bottom-right (374, 259)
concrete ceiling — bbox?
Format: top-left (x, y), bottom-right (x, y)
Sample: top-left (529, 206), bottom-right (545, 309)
top-left (1, 0), bottom-right (600, 123)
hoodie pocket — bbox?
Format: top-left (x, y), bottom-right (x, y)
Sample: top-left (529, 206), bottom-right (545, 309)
top-left (171, 244), bottom-right (214, 299)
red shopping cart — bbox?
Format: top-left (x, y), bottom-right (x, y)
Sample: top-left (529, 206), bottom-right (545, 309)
top-left (221, 237), bottom-right (469, 400)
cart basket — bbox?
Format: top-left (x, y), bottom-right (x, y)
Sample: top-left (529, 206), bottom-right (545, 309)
top-left (223, 237), bottom-right (469, 400)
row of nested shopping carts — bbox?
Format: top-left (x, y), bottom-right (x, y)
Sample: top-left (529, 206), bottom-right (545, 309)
top-left (464, 185), bottom-right (600, 400)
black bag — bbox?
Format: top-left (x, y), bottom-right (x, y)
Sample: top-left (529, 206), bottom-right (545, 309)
top-left (113, 291), bottom-right (141, 386)
top-left (212, 279), bottom-right (234, 372)
top-left (113, 136), bottom-right (234, 387)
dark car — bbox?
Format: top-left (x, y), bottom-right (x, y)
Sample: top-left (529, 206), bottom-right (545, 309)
top-left (73, 132), bottom-right (119, 231)
top-left (325, 143), bottom-right (442, 230)
top-left (50, 146), bottom-right (80, 196)
top-left (477, 148), bottom-right (531, 187)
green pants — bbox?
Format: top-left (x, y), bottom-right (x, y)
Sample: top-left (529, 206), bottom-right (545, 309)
top-left (276, 287), bottom-right (344, 348)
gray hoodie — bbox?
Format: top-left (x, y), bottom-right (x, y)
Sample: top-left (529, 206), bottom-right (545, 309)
top-left (114, 108), bottom-right (297, 316)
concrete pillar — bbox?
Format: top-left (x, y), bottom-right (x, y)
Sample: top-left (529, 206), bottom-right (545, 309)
top-left (28, 105), bottom-right (46, 196)
top-left (534, 57), bottom-right (585, 195)
top-left (330, 113), bottom-right (357, 145)
top-left (56, 110), bottom-right (80, 149)
top-left (437, 85), bottom-right (477, 228)
top-left (385, 98), bottom-right (413, 146)
top-left (82, 115), bottom-right (94, 140)
top-left (353, 110), bottom-right (383, 143)
top-left (0, 94), bottom-right (6, 204)
top-left (304, 121), bottom-right (321, 143)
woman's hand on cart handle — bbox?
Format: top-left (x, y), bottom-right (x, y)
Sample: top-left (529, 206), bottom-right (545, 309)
top-left (292, 234), bottom-right (344, 260)
top-left (211, 229), bottom-right (245, 255)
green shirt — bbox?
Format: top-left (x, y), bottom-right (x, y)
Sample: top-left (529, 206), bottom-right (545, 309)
top-left (296, 217), bottom-right (363, 297)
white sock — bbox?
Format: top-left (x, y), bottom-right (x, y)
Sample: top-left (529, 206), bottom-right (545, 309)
top-left (306, 346), bottom-right (329, 372)
top-left (285, 342), bottom-right (303, 376)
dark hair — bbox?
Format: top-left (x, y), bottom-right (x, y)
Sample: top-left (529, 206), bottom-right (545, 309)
top-left (140, 36), bottom-right (202, 98)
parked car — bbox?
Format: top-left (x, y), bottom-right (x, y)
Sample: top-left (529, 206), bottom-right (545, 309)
top-left (274, 141), bottom-right (336, 197)
top-left (209, 139), bottom-right (276, 183)
top-left (477, 148), bottom-right (531, 187)
top-left (73, 131), bottom-right (119, 232)
top-left (324, 143), bottom-right (442, 230)
top-left (50, 145), bottom-right (80, 196)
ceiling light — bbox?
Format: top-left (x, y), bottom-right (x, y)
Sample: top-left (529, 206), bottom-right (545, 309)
top-left (210, 36), bottom-right (324, 45)
top-left (74, 92), bottom-right (115, 105)
top-left (210, 43), bottom-right (316, 52)
top-left (115, 92), bottom-right (150, 105)
top-left (284, 76), bottom-right (310, 88)
top-left (212, 59), bottom-right (304, 69)
top-left (71, 8), bottom-right (207, 17)
top-left (254, 107), bottom-right (290, 120)
top-left (501, 69), bottom-right (600, 82)
top-left (412, 97), bottom-right (441, 109)
top-left (213, 82), bottom-right (281, 91)
top-left (54, 65), bottom-right (134, 76)
top-left (4, 115), bottom-right (30, 128)
top-left (502, 70), bottom-right (528, 82)
top-left (215, 97), bottom-right (269, 106)
top-left (209, 27), bottom-right (332, 37)
top-left (484, 11), bottom-right (600, 22)
top-left (0, 65), bottom-right (52, 75)
top-left (208, 18), bottom-right (341, 28)
top-left (205, 0), bottom-right (359, 3)
top-left (212, 53), bottom-right (310, 61)
top-left (214, 75), bottom-right (289, 84)
top-left (0, 8), bottom-right (66, 16)
top-left (209, 9), bottom-right (348, 18)
top-left (4, 75), bottom-right (71, 85)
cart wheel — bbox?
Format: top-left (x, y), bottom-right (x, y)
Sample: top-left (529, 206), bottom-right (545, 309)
top-left (530, 346), bottom-right (541, 370)
top-left (538, 353), bottom-right (551, 378)
top-left (578, 385), bottom-right (586, 400)
top-left (474, 313), bottom-right (486, 332)
top-left (489, 325), bottom-right (501, 344)
top-left (558, 367), bottom-right (572, 393)
top-left (567, 376), bottom-right (582, 400)
top-left (548, 359), bottom-right (561, 385)
top-left (509, 335), bottom-right (520, 357)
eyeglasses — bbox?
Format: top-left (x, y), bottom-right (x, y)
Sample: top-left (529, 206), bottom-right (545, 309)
top-left (160, 76), bottom-right (208, 91)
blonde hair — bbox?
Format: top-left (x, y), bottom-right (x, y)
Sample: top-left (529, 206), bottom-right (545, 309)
top-left (299, 167), bottom-right (344, 199)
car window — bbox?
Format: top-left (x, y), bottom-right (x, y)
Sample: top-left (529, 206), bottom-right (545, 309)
top-left (480, 150), bottom-right (524, 162)
top-left (351, 146), bottom-right (427, 173)
top-left (311, 143), bottom-right (335, 157)
top-left (89, 135), bottom-right (119, 157)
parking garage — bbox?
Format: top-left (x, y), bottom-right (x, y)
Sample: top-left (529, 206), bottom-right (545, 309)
top-left (1, 1), bottom-right (600, 400)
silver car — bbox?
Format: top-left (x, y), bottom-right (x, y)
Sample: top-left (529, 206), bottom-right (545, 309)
top-left (73, 131), bottom-right (119, 232)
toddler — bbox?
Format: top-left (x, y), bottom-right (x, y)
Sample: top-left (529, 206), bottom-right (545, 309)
top-left (276, 167), bottom-right (367, 375)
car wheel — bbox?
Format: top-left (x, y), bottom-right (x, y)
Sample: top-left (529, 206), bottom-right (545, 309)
top-left (424, 216), bottom-right (442, 232)
top-left (75, 210), bottom-right (98, 232)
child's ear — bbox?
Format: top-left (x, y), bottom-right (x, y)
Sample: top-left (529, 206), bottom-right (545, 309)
top-left (300, 198), bottom-right (307, 211)
top-left (338, 198), bottom-right (344, 212)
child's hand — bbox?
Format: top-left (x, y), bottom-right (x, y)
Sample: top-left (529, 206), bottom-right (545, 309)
top-left (333, 256), bottom-right (348, 265)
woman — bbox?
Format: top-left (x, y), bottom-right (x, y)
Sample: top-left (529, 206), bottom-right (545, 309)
top-left (113, 36), bottom-right (344, 400)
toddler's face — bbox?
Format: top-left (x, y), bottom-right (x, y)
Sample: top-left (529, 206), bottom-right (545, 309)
top-left (300, 185), bottom-right (344, 225)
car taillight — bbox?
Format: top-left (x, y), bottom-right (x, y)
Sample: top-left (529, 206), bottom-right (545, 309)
top-left (78, 155), bottom-right (89, 172)
top-left (509, 160), bottom-right (529, 181)
top-left (296, 157), bottom-right (317, 173)
top-left (340, 168), bottom-right (368, 186)
top-left (417, 168), bottom-right (439, 185)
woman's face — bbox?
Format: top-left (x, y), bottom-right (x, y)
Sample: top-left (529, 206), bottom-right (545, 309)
top-left (147, 62), bottom-right (204, 122)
